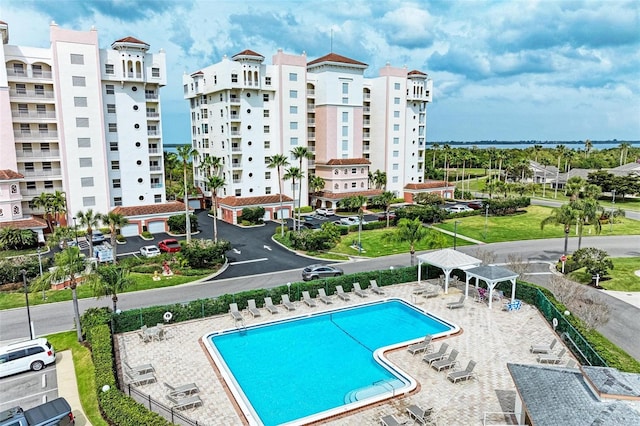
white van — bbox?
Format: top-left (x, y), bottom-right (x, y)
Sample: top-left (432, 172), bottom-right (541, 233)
top-left (0, 338), bottom-right (56, 378)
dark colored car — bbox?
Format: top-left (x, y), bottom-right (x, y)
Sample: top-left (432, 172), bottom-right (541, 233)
top-left (301, 264), bottom-right (344, 281)
top-left (158, 239), bottom-right (181, 253)
top-left (377, 212), bottom-right (397, 221)
top-left (467, 201), bottom-right (484, 210)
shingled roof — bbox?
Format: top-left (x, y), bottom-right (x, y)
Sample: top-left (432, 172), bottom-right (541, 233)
top-left (404, 181), bottom-right (450, 189)
top-left (0, 217), bottom-right (48, 230)
top-left (114, 36), bottom-right (148, 45)
top-left (0, 170), bottom-right (24, 180)
top-left (111, 202), bottom-right (190, 217)
top-left (320, 158), bottom-right (371, 166)
top-left (308, 53), bottom-right (367, 67)
top-left (232, 49), bottom-right (264, 59)
top-left (218, 194), bottom-right (293, 207)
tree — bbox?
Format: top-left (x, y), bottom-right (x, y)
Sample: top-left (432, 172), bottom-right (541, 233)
top-left (572, 247), bottom-right (614, 278)
top-left (0, 228), bottom-right (36, 250)
top-left (431, 142), bottom-right (439, 169)
top-left (565, 176), bottom-right (585, 202)
top-left (584, 139), bottom-right (593, 158)
top-left (291, 146), bottom-right (313, 228)
top-left (76, 209), bottom-right (101, 260)
top-left (389, 218), bottom-right (429, 266)
top-left (283, 166), bottom-right (304, 232)
top-left (573, 198), bottom-right (603, 250)
top-left (540, 204), bottom-right (578, 255)
top-left (100, 212), bottom-right (128, 263)
top-left (373, 169), bottom-right (387, 190)
top-left (267, 154), bottom-right (290, 236)
top-left (90, 264), bottom-right (133, 312)
top-left (532, 144), bottom-right (543, 162)
top-left (413, 192), bottom-right (442, 206)
top-left (199, 154), bottom-right (223, 178)
top-left (206, 175), bottom-right (225, 243)
top-left (49, 190), bottom-right (67, 227)
top-left (373, 191), bottom-right (395, 227)
top-left (32, 192), bottom-right (54, 232)
top-left (176, 145), bottom-right (198, 243)
top-left (48, 226), bottom-right (75, 250)
top-left (618, 142), bottom-right (632, 166)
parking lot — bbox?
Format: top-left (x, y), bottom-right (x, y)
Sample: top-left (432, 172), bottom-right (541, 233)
top-left (0, 363), bottom-right (59, 412)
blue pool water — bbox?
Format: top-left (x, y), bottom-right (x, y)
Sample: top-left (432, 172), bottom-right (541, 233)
top-left (206, 299), bottom-right (457, 425)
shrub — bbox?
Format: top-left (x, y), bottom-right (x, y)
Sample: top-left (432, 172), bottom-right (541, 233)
top-left (167, 214), bottom-right (199, 234)
top-left (572, 247), bottom-right (614, 277)
top-left (240, 207), bottom-right (265, 225)
top-left (141, 231), bottom-right (153, 239)
top-left (80, 307), bottom-right (112, 332)
top-left (116, 234), bottom-right (126, 243)
top-left (396, 205), bottom-right (446, 224)
top-left (486, 197), bottom-right (530, 216)
top-left (180, 239), bottom-right (230, 269)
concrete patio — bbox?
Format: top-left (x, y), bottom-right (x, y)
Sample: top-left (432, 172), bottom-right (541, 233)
top-left (115, 281), bottom-right (571, 425)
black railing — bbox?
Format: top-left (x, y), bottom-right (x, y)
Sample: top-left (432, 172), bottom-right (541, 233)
top-left (123, 384), bottom-right (203, 426)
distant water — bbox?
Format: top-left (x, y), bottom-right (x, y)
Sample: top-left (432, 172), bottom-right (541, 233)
top-left (429, 141), bottom-right (640, 150)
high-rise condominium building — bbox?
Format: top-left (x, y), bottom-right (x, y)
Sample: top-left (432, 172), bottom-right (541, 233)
top-left (0, 21), bottom-right (167, 237)
top-left (184, 49), bottom-right (434, 223)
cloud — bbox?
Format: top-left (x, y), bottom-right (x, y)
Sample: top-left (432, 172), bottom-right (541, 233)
top-left (379, 6), bottom-right (435, 49)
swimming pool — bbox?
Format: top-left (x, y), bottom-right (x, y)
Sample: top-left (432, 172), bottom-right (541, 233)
top-left (203, 298), bottom-right (459, 425)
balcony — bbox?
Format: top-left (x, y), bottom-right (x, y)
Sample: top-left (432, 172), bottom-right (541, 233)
top-left (363, 132), bottom-right (371, 139)
top-left (307, 105), bottom-right (315, 112)
top-left (149, 166), bottom-right (162, 171)
top-left (231, 162), bottom-right (242, 169)
top-left (145, 93), bottom-right (158, 100)
top-left (232, 179), bottom-right (242, 184)
top-left (21, 168), bottom-right (61, 178)
top-left (16, 149), bottom-right (60, 158)
top-left (229, 98), bottom-right (240, 104)
top-left (363, 144), bottom-right (370, 152)
top-left (230, 130), bottom-right (241, 136)
top-left (363, 106), bottom-right (371, 113)
top-left (148, 148), bottom-right (161, 154)
top-left (150, 183), bottom-right (163, 188)
top-left (12, 111), bottom-right (56, 121)
top-left (126, 72), bottom-right (143, 79)
top-left (231, 145), bottom-right (241, 152)
top-left (230, 113), bottom-right (241, 121)
top-left (10, 89), bottom-right (55, 100)
top-left (307, 118), bottom-right (315, 126)
top-left (22, 186), bottom-right (63, 196)
top-left (147, 130), bottom-right (160, 136)
top-left (307, 132), bottom-right (315, 140)
top-left (146, 112), bottom-right (160, 118)
top-left (306, 89), bottom-right (315, 96)
top-left (363, 119), bottom-right (371, 126)
top-left (363, 93), bottom-right (371, 100)
top-left (14, 131), bottom-right (58, 139)
top-left (7, 69), bottom-right (53, 80)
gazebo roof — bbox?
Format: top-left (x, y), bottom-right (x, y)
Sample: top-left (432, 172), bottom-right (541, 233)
top-left (466, 265), bottom-right (519, 281)
top-left (416, 249), bottom-right (481, 270)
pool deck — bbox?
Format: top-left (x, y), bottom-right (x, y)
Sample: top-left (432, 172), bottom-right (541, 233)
top-left (115, 281), bottom-right (571, 425)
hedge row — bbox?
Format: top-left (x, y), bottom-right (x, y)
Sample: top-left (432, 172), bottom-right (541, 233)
top-left (86, 325), bottom-right (171, 426)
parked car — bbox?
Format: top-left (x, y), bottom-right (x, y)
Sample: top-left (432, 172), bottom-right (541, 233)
top-left (445, 205), bottom-right (474, 213)
top-left (140, 245), bottom-right (161, 257)
top-left (58, 240), bottom-right (77, 250)
top-left (91, 231), bottom-right (106, 245)
top-left (158, 238), bottom-right (181, 253)
top-left (315, 208), bottom-right (335, 216)
top-left (302, 264), bottom-right (344, 281)
top-left (340, 216), bottom-right (367, 226)
top-left (377, 211), bottom-right (397, 221)
top-left (467, 200), bottom-right (484, 210)
top-left (0, 397), bottom-right (74, 426)
top-left (0, 338), bottom-right (56, 378)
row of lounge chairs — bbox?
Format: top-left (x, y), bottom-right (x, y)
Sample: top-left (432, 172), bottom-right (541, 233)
top-left (123, 360), bottom-right (156, 386)
top-left (420, 342), bottom-right (477, 383)
top-left (530, 337), bottom-right (571, 364)
top-left (380, 404), bottom-right (434, 425)
top-left (228, 281), bottom-right (389, 319)
top-left (164, 382), bottom-right (202, 410)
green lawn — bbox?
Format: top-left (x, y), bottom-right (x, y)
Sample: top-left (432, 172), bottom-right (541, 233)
top-left (569, 258), bottom-right (640, 292)
top-left (0, 272), bottom-right (209, 310)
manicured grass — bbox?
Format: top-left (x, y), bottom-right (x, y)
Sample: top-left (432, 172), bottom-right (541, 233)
top-left (0, 272), bottom-right (209, 310)
top-left (569, 258), bottom-right (640, 292)
top-left (434, 205), bottom-right (640, 244)
top-left (0, 247), bottom-right (40, 259)
top-left (46, 331), bottom-right (108, 426)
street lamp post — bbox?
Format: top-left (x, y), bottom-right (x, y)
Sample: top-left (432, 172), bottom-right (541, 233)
top-left (72, 216), bottom-right (79, 247)
top-left (483, 204), bottom-right (489, 240)
top-left (37, 247), bottom-right (45, 300)
top-left (21, 269), bottom-right (34, 340)
top-left (610, 190), bottom-right (616, 232)
top-left (454, 221), bottom-right (461, 250)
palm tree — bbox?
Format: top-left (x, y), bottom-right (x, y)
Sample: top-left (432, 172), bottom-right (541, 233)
top-left (90, 264), bottom-right (133, 312)
top-left (206, 175), bottom-right (226, 242)
top-left (459, 150), bottom-right (470, 196)
top-left (176, 145), bottom-right (198, 243)
top-left (284, 166), bottom-right (304, 232)
top-left (48, 226), bottom-right (75, 250)
top-left (100, 212), bottom-right (128, 263)
top-left (76, 209), bottom-right (100, 260)
top-left (573, 198), bottom-right (603, 249)
top-left (540, 204), bottom-right (578, 256)
top-left (391, 218), bottom-right (429, 266)
top-left (199, 154), bottom-right (223, 178)
top-left (32, 193), bottom-right (54, 232)
top-left (442, 144), bottom-right (452, 184)
top-left (584, 139), bottom-right (593, 158)
top-left (267, 154), bottom-right (290, 236)
top-left (40, 247), bottom-right (86, 341)
top-left (352, 194), bottom-right (368, 253)
top-left (291, 147), bottom-right (313, 229)
top-left (532, 144), bottom-right (543, 162)
top-left (49, 190), bottom-right (67, 227)
top-left (496, 150), bottom-right (506, 182)
top-left (431, 142), bottom-right (440, 169)
top-left (554, 145), bottom-right (567, 198)
top-left (374, 170), bottom-right (387, 190)
top-left (565, 176), bottom-right (585, 202)
top-left (373, 191), bottom-right (395, 227)
top-left (308, 175), bottom-right (325, 208)
top-left (540, 157), bottom-right (551, 198)
top-left (618, 142), bottom-right (631, 166)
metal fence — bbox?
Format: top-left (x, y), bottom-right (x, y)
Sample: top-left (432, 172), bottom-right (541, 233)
top-left (122, 383), bottom-right (204, 426)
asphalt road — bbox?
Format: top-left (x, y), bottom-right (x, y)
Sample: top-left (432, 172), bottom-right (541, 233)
top-left (1, 235), bottom-right (638, 360)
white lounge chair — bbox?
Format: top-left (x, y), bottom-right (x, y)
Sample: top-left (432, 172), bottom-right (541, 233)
top-left (264, 297), bottom-right (279, 314)
top-left (406, 404), bottom-right (433, 425)
top-left (336, 285), bottom-right (350, 301)
top-left (125, 370), bottom-right (156, 386)
top-left (166, 394), bottom-right (203, 410)
top-left (164, 381), bottom-right (199, 397)
top-left (302, 291), bottom-right (317, 307)
top-left (446, 295), bottom-right (465, 309)
top-left (281, 294), bottom-right (296, 311)
top-left (422, 343), bottom-right (449, 365)
top-left (369, 279), bottom-right (386, 295)
top-left (538, 348), bottom-right (566, 364)
top-left (380, 414), bottom-right (409, 425)
top-left (317, 288), bottom-right (333, 304)
top-left (530, 338), bottom-right (557, 354)
top-left (423, 285), bottom-right (440, 299)
top-left (247, 299), bottom-right (261, 317)
top-left (123, 360), bottom-right (154, 375)
top-left (447, 360), bottom-right (477, 383)
top-left (407, 335), bottom-right (433, 355)
top-left (432, 349), bottom-right (459, 371)
top-left (353, 282), bottom-right (368, 297)
top-left (229, 303), bottom-right (243, 321)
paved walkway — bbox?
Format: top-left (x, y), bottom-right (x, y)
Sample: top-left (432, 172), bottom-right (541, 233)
top-left (115, 282), bottom-right (570, 425)
top-left (55, 350), bottom-right (91, 425)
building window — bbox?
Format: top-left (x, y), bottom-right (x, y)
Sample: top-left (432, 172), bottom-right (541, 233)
top-left (351, 182), bottom-right (357, 188)
top-left (42, 162), bottom-right (52, 171)
top-left (231, 73), bottom-right (238, 83)
top-left (154, 194), bottom-right (162, 203)
top-left (106, 84), bottom-right (115, 94)
top-left (26, 181), bottom-right (36, 190)
top-left (108, 123), bottom-right (117, 132)
top-left (393, 137), bottom-right (399, 145)
top-left (392, 176), bottom-right (399, 183)
top-left (81, 177), bottom-right (94, 187)
top-left (13, 206), bottom-right (20, 215)
top-left (290, 137), bottom-right (298, 146)
top-left (290, 106), bottom-right (298, 114)
top-left (79, 157), bottom-right (92, 167)
top-left (342, 82), bottom-right (349, 94)
top-left (105, 64), bottom-right (114, 74)
top-left (24, 162), bottom-right (34, 172)
top-left (264, 125), bottom-right (270, 134)
top-left (83, 196), bottom-right (96, 207)
top-left (112, 179), bottom-right (121, 188)
top-left (10, 184), bottom-right (18, 193)
top-left (111, 161), bottom-right (120, 170)
top-left (109, 142), bottom-right (118, 151)
top-left (394, 111), bottom-right (400, 118)
top-left (76, 117), bottom-right (89, 127)
top-left (152, 67), bottom-right (160, 78)
top-left (107, 104), bottom-right (116, 113)
top-left (74, 97), bottom-right (87, 107)
top-left (393, 150), bottom-right (399, 157)
top-left (393, 163), bottom-right (399, 170)
top-left (265, 186), bottom-right (271, 195)
top-left (264, 141), bottom-right (271, 149)
top-left (393, 124), bottom-right (400, 131)
top-left (263, 94), bottom-right (269, 102)
top-left (265, 76), bottom-right (271, 85)
top-left (394, 97), bottom-right (400, 105)
top-left (289, 72), bottom-right (298, 81)
top-left (290, 122), bottom-right (298, 130)
top-left (342, 126), bottom-right (348, 137)
top-left (289, 90), bottom-right (297, 99)
top-left (265, 171), bottom-right (271, 180)
top-left (342, 140), bottom-right (348, 151)
top-left (342, 112), bottom-right (348, 122)
top-left (12, 63), bottom-right (24, 74)
top-left (394, 82), bottom-right (401, 90)
top-left (72, 76), bottom-right (86, 86)
top-left (351, 168), bottom-right (357, 174)
top-left (78, 137), bottom-right (91, 147)
top-left (22, 143), bottom-right (32, 152)
top-left (114, 197), bottom-right (122, 206)
top-left (235, 189), bottom-right (241, 196)
top-left (342, 97), bottom-right (348, 104)
top-left (70, 54), bottom-right (84, 64)
top-left (15, 83), bottom-right (27, 94)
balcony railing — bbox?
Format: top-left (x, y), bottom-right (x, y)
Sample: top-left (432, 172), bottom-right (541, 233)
top-left (149, 166), bottom-right (162, 171)
top-left (148, 148), bottom-right (160, 154)
top-left (231, 162), bottom-right (242, 169)
top-left (307, 132), bottom-right (315, 139)
top-left (10, 89), bottom-right (55, 99)
top-left (232, 145), bottom-right (241, 152)
top-left (363, 93), bottom-right (371, 100)
top-left (306, 89), bottom-right (315, 96)
top-left (145, 93), bottom-right (158, 100)
top-left (307, 105), bottom-right (315, 112)
top-left (126, 72), bottom-right (143, 79)
top-left (22, 168), bottom-right (61, 177)
top-left (363, 119), bottom-right (371, 125)
top-left (363, 107), bottom-right (371, 113)
top-left (146, 112), bottom-right (160, 118)
top-left (150, 183), bottom-right (163, 188)
top-left (22, 186), bottom-right (63, 196)
top-left (307, 119), bottom-right (315, 125)
top-left (230, 113), bottom-right (241, 120)
top-left (232, 179), bottom-right (242, 184)
top-left (230, 130), bottom-right (241, 136)
top-left (7, 69), bottom-right (53, 79)
top-left (229, 98), bottom-right (240, 104)
top-left (14, 131), bottom-right (58, 139)
top-left (147, 130), bottom-right (160, 136)
top-left (12, 111), bottom-right (57, 120)
top-left (16, 150), bottom-right (60, 158)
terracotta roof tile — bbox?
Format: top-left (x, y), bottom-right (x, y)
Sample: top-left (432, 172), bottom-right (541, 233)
top-left (408, 70), bottom-right (427, 76)
top-left (114, 36), bottom-right (148, 45)
top-left (232, 49), bottom-right (264, 59)
top-left (111, 202), bottom-right (190, 217)
top-left (0, 20), bottom-right (7, 25)
top-left (0, 217), bottom-right (48, 230)
top-left (0, 169), bottom-right (24, 180)
top-left (191, 70), bottom-right (204, 76)
top-left (321, 158), bottom-right (371, 166)
top-left (317, 189), bottom-right (383, 199)
top-left (404, 180), bottom-right (450, 189)
top-left (218, 194), bottom-right (293, 207)
top-left (308, 53), bottom-right (367, 67)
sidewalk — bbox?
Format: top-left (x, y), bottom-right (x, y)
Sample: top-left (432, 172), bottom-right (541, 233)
top-left (427, 224), bottom-right (486, 245)
top-left (56, 350), bottom-right (92, 426)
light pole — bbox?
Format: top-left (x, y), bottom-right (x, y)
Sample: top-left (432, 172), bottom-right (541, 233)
top-left (454, 221), bottom-right (461, 250)
top-left (21, 269), bottom-right (34, 340)
top-left (610, 189), bottom-right (616, 232)
top-left (287, 282), bottom-right (291, 299)
top-left (483, 204), bottom-right (489, 240)
top-left (37, 247), bottom-right (45, 300)
top-left (72, 216), bottom-right (79, 247)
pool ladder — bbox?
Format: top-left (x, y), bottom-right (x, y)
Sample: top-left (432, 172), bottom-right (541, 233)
top-left (235, 318), bottom-right (247, 333)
